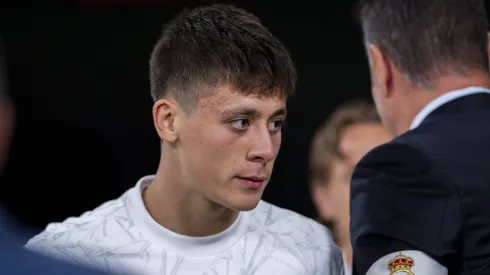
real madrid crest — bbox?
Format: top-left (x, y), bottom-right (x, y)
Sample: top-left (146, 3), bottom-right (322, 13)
top-left (387, 252), bottom-right (415, 275)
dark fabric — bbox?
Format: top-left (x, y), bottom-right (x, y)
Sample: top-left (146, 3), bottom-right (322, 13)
top-left (350, 93), bottom-right (490, 275)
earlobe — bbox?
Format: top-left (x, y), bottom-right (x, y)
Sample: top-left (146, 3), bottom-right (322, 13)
top-left (368, 44), bottom-right (392, 97)
top-left (152, 99), bottom-right (178, 142)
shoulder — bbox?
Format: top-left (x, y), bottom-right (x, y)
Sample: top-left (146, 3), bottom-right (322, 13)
top-left (24, 193), bottom-right (138, 267)
top-left (352, 137), bottom-right (436, 193)
top-left (254, 201), bottom-right (331, 239)
top-left (351, 136), bottom-right (454, 200)
top-left (357, 137), bottom-right (430, 171)
top-left (352, 132), bottom-right (459, 191)
top-left (350, 137), bottom-right (459, 274)
top-left (253, 201), bottom-right (344, 274)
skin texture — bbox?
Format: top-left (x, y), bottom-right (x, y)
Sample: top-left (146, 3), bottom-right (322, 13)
top-left (144, 85), bottom-right (287, 237)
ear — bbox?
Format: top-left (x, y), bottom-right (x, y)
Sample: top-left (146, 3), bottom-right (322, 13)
top-left (152, 98), bottom-right (179, 143)
top-left (368, 44), bottom-right (393, 97)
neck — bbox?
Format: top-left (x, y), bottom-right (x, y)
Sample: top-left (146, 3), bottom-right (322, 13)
top-left (335, 223), bottom-right (352, 268)
top-left (396, 72), bottom-right (490, 136)
top-left (143, 152), bottom-right (239, 237)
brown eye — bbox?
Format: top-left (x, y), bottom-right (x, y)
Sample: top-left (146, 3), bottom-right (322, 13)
top-left (231, 119), bottom-right (249, 130)
top-left (268, 120), bottom-right (284, 131)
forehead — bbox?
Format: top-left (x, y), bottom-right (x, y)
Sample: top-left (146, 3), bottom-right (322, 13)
top-left (195, 85), bottom-right (286, 115)
top-left (339, 122), bottom-right (392, 164)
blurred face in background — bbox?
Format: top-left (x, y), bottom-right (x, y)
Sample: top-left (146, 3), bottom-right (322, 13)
top-left (314, 122), bottom-right (391, 247)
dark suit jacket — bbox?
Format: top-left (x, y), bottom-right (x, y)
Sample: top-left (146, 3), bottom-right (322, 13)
top-left (0, 210), bottom-right (111, 275)
top-left (350, 93), bottom-right (490, 275)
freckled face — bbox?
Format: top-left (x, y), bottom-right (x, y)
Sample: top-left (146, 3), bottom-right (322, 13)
top-left (176, 86), bottom-right (287, 211)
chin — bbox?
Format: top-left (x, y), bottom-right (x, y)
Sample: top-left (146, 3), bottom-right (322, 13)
top-left (232, 202), bottom-right (260, 212)
top-left (225, 194), bottom-right (262, 212)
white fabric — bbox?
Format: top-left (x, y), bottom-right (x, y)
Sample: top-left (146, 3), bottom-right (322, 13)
top-left (25, 175), bottom-right (344, 275)
top-left (410, 86), bottom-right (490, 130)
top-left (366, 250), bottom-right (447, 275)
top-left (343, 256), bottom-right (352, 275)
top-left (344, 265), bottom-right (352, 275)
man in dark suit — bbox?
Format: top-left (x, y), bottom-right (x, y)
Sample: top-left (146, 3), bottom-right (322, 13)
top-left (0, 40), bottom-right (111, 275)
top-left (350, 0), bottom-right (490, 274)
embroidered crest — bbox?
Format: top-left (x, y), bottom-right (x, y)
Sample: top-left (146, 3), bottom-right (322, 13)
top-left (387, 252), bottom-right (415, 275)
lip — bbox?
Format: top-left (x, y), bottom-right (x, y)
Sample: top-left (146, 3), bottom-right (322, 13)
top-left (236, 176), bottom-right (267, 190)
top-left (239, 175), bottom-right (266, 181)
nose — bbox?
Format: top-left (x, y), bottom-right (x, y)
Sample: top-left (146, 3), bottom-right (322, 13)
top-left (247, 129), bottom-right (276, 164)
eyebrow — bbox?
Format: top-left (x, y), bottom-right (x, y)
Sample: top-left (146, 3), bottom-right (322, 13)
top-left (221, 107), bottom-right (287, 119)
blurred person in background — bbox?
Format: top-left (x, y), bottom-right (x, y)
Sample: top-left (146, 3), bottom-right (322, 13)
top-left (350, 0), bottom-right (490, 274)
top-left (309, 100), bottom-right (391, 275)
top-left (25, 4), bottom-right (344, 275)
top-left (0, 39), bottom-right (111, 275)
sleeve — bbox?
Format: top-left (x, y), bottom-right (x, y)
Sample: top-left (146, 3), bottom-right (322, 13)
top-left (349, 142), bottom-right (461, 275)
top-left (25, 230), bottom-right (122, 275)
top-left (25, 230), bottom-right (83, 267)
top-left (24, 222), bottom-right (97, 269)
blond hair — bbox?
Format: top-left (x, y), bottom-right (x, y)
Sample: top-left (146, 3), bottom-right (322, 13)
top-left (309, 100), bottom-right (380, 186)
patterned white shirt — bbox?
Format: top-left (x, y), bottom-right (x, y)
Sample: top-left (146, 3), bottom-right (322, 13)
top-left (25, 175), bottom-right (344, 275)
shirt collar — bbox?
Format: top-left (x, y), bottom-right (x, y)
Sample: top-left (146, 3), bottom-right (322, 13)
top-left (410, 86), bottom-right (490, 130)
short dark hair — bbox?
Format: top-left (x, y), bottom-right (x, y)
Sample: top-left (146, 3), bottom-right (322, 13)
top-left (149, 4), bottom-right (297, 111)
top-left (309, 100), bottom-right (380, 186)
top-left (356, 0), bottom-right (489, 87)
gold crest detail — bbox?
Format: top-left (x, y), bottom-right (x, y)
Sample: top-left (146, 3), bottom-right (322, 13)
top-left (387, 252), bottom-right (415, 275)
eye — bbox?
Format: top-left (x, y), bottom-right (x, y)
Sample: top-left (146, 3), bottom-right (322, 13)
top-left (231, 119), bottom-right (249, 130)
top-left (268, 120), bottom-right (284, 132)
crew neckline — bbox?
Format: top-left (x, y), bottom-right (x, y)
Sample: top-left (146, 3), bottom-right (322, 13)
top-left (126, 175), bottom-right (250, 258)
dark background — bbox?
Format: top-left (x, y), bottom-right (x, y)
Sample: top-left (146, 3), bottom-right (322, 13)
top-left (1, 0), bottom-right (483, 233)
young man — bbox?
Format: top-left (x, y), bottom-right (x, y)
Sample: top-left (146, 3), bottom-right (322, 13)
top-left (0, 39), bottom-right (110, 275)
top-left (350, 0), bottom-right (490, 274)
top-left (309, 100), bottom-right (391, 275)
top-left (25, 4), bottom-right (344, 275)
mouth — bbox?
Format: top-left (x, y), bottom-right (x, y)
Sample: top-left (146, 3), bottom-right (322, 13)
top-left (235, 176), bottom-right (267, 190)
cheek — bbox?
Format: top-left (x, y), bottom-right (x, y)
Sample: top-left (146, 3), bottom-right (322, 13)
top-left (329, 181), bottom-right (350, 205)
top-left (272, 132), bottom-right (282, 155)
top-left (185, 125), bottom-right (243, 171)
top-left (342, 184), bottom-right (350, 205)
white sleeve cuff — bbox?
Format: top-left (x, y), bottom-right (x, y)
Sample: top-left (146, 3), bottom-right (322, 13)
top-left (365, 250), bottom-right (447, 275)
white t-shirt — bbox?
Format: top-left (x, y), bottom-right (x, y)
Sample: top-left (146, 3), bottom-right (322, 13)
top-left (25, 175), bottom-right (344, 275)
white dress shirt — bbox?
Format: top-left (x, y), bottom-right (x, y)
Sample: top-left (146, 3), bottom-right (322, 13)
top-left (410, 86), bottom-right (490, 130)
